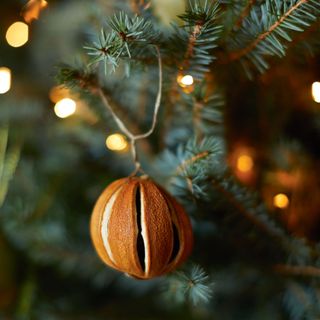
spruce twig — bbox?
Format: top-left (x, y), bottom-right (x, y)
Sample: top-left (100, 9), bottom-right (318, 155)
top-left (229, 0), bottom-right (309, 61)
top-left (176, 151), bottom-right (210, 174)
top-left (211, 178), bottom-right (285, 240)
top-left (234, 0), bottom-right (256, 29)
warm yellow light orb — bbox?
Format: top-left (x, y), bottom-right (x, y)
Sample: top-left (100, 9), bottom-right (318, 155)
top-left (236, 155), bottom-right (254, 173)
top-left (6, 22), bottom-right (29, 48)
top-left (106, 134), bottom-right (128, 152)
top-left (0, 67), bottom-right (11, 94)
top-left (273, 193), bottom-right (289, 209)
top-left (54, 98), bottom-right (76, 118)
top-left (177, 74), bottom-right (194, 87)
top-left (312, 82), bottom-right (320, 103)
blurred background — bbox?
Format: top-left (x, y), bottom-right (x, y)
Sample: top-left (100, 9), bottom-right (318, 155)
top-left (1, 0), bottom-right (320, 319)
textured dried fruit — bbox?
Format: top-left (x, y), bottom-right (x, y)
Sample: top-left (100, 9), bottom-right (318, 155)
top-left (90, 176), bottom-right (193, 279)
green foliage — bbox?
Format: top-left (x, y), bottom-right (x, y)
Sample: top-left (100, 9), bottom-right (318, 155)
top-left (108, 11), bottom-right (157, 44)
top-left (85, 12), bottom-right (158, 74)
top-left (182, 83), bottom-right (224, 135)
top-left (165, 264), bottom-right (214, 305)
top-left (219, 0), bottom-right (252, 32)
top-left (169, 0), bottom-right (223, 80)
top-left (228, 0), bottom-right (320, 76)
top-left (283, 282), bottom-right (320, 319)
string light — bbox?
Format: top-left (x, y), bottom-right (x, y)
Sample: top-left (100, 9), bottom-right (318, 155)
top-left (312, 82), bottom-right (320, 103)
top-left (273, 193), bottom-right (289, 209)
top-left (6, 22), bottom-right (29, 48)
top-left (22, 0), bottom-right (48, 23)
top-left (54, 98), bottom-right (76, 118)
top-left (236, 154), bottom-right (254, 173)
top-left (106, 134), bottom-right (128, 152)
top-left (0, 67), bottom-right (11, 94)
top-left (177, 74), bottom-right (194, 88)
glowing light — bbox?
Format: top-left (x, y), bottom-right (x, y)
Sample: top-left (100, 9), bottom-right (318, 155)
top-left (312, 82), bottom-right (320, 103)
top-left (177, 74), bottom-right (194, 87)
top-left (0, 68), bottom-right (11, 94)
top-left (106, 134), bottom-right (128, 152)
top-left (22, 0), bottom-right (48, 23)
top-left (54, 98), bottom-right (76, 118)
top-left (236, 154), bottom-right (254, 173)
top-left (273, 193), bottom-right (289, 209)
top-left (6, 22), bottom-right (29, 48)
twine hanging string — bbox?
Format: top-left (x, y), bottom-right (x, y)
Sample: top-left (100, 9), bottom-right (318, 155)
top-left (98, 45), bottom-right (162, 176)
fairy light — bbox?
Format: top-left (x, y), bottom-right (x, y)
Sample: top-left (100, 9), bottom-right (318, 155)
top-left (106, 134), bottom-right (128, 152)
top-left (22, 0), bottom-right (48, 23)
top-left (236, 154), bottom-right (254, 173)
top-left (0, 67), bottom-right (11, 94)
top-left (6, 22), bottom-right (29, 48)
top-left (177, 74), bottom-right (194, 88)
top-left (273, 193), bottom-right (289, 209)
top-left (311, 82), bottom-right (320, 103)
top-left (54, 98), bottom-right (76, 118)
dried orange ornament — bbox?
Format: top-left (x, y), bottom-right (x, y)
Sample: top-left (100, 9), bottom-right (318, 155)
top-left (90, 176), bottom-right (193, 279)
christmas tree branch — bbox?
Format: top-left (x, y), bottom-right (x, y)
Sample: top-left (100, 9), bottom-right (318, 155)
top-left (229, 0), bottom-right (308, 61)
top-left (274, 264), bottom-right (320, 277)
top-left (98, 45), bottom-right (162, 174)
top-left (225, 0), bottom-right (320, 74)
top-left (234, 0), bottom-right (256, 29)
top-left (211, 178), bottom-right (285, 240)
top-left (57, 65), bottom-right (147, 138)
top-left (181, 24), bottom-right (203, 71)
top-left (176, 151), bottom-right (210, 174)
top-left (173, 1), bottom-right (222, 80)
top-left (286, 20), bottom-right (320, 52)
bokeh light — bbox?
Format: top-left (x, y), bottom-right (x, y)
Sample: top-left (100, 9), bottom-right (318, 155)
top-left (6, 22), bottom-right (29, 48)
top-left (0, 67), bottom-right (11, 94)
top-left (273, 193), bottom-right (289, 209)
top-left (106, 134), bottom-right (128, 152)
top-left (312, 82), bottom-right (320, 103)
top-left (54, 98), bottom-right (76, 118)
top-left (177, 74), bottom-right (194, 87)
top-left (236, 154), bottom-right (254, 173)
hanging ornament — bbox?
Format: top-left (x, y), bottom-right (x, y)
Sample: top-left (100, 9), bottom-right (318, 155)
top-left (89, 45), bottom-right (193, 278)
top-left (90, 176), bottom-right (193, 279)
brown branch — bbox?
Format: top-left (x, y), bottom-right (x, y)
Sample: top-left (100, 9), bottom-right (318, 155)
top-left (229, 0), bottom-right (308, 61)
top-left (70, 70), bottom-right (154, 159)
top-left (181, 24), bottom-right (203, 70)
top-left (274, 264), bottom-right (320, 277)
top-left (176, 151), bottom-right (210, 174)
top-left (235, 0), bottom-right (256, 29)
top-left (211, 179), bottom-right (285, 240)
